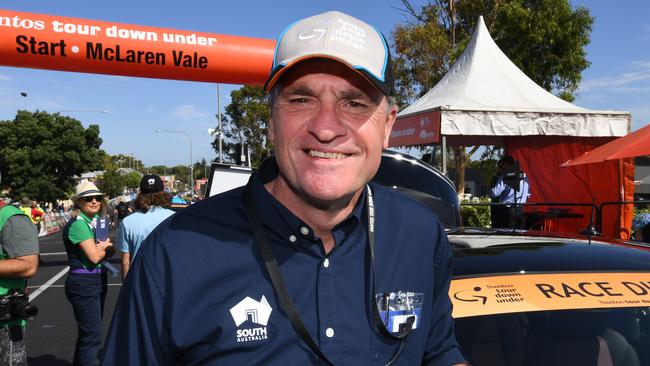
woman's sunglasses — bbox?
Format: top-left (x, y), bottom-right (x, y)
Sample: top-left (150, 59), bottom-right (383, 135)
top-left (81, 196), bottom-right (103, 203)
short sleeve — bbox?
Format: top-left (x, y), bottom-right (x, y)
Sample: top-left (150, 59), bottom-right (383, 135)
top-left (117, 221), bottom-right (129, 253)
top-left (68, 219), bottom-right (94, 244)
top-left (1, 215), bottom-right (39, 257)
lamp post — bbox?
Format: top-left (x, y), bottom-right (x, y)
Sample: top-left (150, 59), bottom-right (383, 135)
top-left (216, 84), bottom-right (223, 163)
top-left (155, 129), bottom-right (194, 202)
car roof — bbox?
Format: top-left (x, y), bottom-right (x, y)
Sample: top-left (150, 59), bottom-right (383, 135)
top-left (450, 232), bottom-right (650, 277)
top-left (374, 150), bottom-right (461, 229)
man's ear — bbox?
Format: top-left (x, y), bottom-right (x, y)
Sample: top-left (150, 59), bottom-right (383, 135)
top-left (268, 116), bottom-right (275, 144)
top-left (382, 104), bottom-right (398, 149)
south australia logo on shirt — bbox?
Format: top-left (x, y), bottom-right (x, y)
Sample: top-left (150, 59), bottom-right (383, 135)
top-left (229, 295), bottom-right (273, 343)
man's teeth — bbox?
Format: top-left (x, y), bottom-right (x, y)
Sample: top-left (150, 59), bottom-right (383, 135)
top-left (308, 150), bottom-right (346, 159)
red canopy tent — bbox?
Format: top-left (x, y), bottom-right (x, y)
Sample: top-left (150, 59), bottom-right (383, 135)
top-left (388, 17), bottom-right (633, 238)
top-left (561, 124), bottom-right (650, 237)
top-left (562, 124), bottom-right (650, 166)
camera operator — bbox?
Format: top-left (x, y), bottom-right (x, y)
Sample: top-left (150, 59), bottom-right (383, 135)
top-left (0, 197), bottom-right (39, 366)
top-left (489, 156), bottom-right (531, 228)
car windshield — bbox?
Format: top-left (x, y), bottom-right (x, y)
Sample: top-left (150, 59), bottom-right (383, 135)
top-left (450, 271), bottom-right (650, 365)
top-left (455, 306), bottom-right (650, 366)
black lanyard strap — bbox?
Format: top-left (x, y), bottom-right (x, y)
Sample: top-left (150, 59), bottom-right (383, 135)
top-left (243, 177), bottom-right (413, 365)
top-left (367, 187), bottom-right (415, 341)
top-left (243, 182), bottom-right (335, 366)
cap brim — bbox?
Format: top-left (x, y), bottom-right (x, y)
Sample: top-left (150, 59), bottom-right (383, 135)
top-left (264, 55), bottom-right (388, 96)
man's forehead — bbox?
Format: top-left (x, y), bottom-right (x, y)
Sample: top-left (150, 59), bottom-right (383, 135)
top-left (277, 59), bottom-right (383, 99)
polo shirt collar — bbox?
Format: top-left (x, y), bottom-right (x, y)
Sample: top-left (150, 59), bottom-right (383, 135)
top-left (78, 211), bottom-right (95, 223)
top-left (250, 157), bottom-right (364, 253)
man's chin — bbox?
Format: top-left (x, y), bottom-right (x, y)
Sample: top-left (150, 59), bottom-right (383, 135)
top-left (301, 180), bottom-right (362, 208)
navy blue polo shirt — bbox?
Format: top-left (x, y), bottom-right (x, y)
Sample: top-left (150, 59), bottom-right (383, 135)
top-left (102, 161), bottom-right (464, 366)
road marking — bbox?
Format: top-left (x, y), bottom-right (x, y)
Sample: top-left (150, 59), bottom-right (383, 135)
top-left (29, 267), bottom-right (69, 301)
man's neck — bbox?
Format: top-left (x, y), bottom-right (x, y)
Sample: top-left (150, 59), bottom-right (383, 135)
top-left (264, 178), bottom-right (362, 254)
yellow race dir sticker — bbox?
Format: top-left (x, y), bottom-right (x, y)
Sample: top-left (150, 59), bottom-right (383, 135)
top-left (450, 273), bottom-right (650, 318)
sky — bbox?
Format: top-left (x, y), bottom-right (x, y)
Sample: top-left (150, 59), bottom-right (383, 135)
top-left (0, 1), bottom-right (649, 167)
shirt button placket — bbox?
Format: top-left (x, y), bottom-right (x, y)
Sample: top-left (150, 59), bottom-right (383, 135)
top-left (318, 252), bottom-right (336, 359)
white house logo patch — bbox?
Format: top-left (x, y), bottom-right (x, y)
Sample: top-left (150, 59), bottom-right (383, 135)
top-left (229, 295), bottom-right (272, 342)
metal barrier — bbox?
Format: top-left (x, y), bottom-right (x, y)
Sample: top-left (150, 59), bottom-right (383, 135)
top-left (460, 202), bottom-right (599, 233)
top-left (597, 200), bottom-right (650, 233)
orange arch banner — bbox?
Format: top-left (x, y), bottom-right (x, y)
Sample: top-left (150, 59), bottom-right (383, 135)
top-left (0, 9), bottom-right (276, 85)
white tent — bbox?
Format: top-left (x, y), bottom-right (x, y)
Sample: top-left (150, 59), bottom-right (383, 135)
top-left (387, 16), bottom-right (634, 239)
top-left (388, 16), bottom-right (630, 149)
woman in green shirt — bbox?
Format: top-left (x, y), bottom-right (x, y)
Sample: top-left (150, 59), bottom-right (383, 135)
top-left (63, 181), bottom-right (114, 366)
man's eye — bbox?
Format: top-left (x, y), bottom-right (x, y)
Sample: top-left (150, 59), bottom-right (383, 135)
top-left (289, 97), bottom-right (310, 104)
top-left (346, 100), bottom-right (367, 108)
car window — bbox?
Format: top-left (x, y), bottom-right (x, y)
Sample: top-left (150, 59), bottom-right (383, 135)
top-left (373, 154), bottom-right (460, 228)
top-left (455, 307), bottom-right (649, 366)
top-left (373, 155), bottom-right (455, 202)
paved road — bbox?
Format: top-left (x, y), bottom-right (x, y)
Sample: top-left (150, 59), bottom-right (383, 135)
top-left (26, 228), bottom-right (122, 365)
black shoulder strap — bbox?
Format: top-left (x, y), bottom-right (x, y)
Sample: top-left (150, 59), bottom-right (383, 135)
top-left (242, 182), bottom-right (335, 366)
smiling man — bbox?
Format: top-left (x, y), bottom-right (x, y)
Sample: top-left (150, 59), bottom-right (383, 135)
top-left (102, 11), bottom-right (465, 366)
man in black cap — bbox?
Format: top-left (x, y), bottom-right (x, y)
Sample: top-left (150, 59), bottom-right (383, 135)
top-left (116, 175), bottom-right (174, 278)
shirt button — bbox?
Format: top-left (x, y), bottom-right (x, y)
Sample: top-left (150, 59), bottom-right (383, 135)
top-left (289, 235), bottom-right (297, 243)
top-left (323, 258), bottom-right (330, 268)
top-left (300, 226), bottom-right (309, 235)
top-left (325, 328), bottom-right (334, 338)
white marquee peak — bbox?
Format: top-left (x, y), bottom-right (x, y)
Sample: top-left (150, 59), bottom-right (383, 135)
top-left (399, 15), bottom-right (592, 116)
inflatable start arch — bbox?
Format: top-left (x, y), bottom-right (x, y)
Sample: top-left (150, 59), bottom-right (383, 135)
top-left (0, 9), bottom-right (276, 85)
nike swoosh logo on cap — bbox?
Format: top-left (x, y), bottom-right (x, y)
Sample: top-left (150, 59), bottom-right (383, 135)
top-left (298, 28), bottom-right (326, 40)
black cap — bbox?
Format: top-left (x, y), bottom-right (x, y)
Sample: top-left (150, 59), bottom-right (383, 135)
top-left (140, 175), bottom-right (164, 194)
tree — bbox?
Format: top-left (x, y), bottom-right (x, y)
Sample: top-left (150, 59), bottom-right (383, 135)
top-left (392, 0), bottom-right (593, 192)
top-left (217, 85), bottom-right (271, 167)
top-left (96, 156), bottom-right (125, 197)
top-left (193, 158), bottom-right (208, 180)
top-left (124, 172), bottom-right (142, 190)
top-left (0, 111), bottom-right (105, 204)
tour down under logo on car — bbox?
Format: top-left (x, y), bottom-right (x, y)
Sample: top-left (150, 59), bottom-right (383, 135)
top-left (229, 295), bottom-right (273, 342)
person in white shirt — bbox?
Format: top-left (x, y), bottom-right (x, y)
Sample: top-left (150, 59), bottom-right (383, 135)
top-left (489, 156), bottom-right (531, 228)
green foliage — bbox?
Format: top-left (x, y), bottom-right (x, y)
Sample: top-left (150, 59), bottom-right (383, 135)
top-left (0, 110), bottom-right (105, 204)
top-left (460, 196), bottom-right (492, 228)
top-left (192, 159), bottom-right (208, 180)
top-left (96, 156), bottom-right (124, 197)
top-left (392, 19), bottom-right (452, 108)
top-left (218, 85), bottom-right (271, 167)
top-left (124, 172), bottom-right (141, 189)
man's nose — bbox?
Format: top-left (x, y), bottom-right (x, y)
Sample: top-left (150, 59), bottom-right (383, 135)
top-left (307, 102), bottom-right (347, 142)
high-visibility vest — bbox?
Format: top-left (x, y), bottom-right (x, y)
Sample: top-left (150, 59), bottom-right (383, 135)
top-left (0, 205), bottom-right (29, 326)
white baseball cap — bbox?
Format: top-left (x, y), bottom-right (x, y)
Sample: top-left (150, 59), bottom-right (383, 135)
top-left (264, 11), bottom-right (394, 96)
